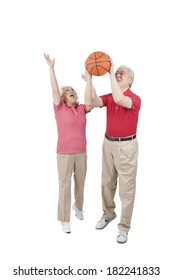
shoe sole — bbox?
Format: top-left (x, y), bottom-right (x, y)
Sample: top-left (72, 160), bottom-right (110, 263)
top-left (117, 239), bottom-right (127, 244)
top-left (75, 214), bottom-right (84, 220)
top-left (62, 229), bottom-right (71, 233)
top-left (95, 216), bottom-right (116, 230)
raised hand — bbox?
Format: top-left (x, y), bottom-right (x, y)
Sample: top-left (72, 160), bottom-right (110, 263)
top-left (82, 69), bottom-right (91, 82)
top-left (44, 53), bottom-right (55, 68)
top-left (85, 69), bottom-right (92, 80)
top-left (109, 58), bottom-right (114, 75)
top-left (81, 73), bottom-right (86, 82)
top-left (44, 53), bottom-right (61, 105)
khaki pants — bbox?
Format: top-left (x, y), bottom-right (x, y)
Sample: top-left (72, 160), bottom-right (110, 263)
top-left (56, 153), bottom-right (87, 222)
top-left (101, 137), bottom-right (138, 232)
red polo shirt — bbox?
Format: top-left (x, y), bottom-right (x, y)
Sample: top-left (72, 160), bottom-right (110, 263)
top-left (100, 89), bottom-right (141, 137)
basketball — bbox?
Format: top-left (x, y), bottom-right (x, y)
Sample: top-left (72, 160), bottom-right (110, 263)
top-left (85, 51), bottom-right (111, 76)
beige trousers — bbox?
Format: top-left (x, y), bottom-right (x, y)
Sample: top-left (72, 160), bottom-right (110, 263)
top-left (56, 153), bottom-right (87, 222)
top-left (101, 137), bottom-right (138, 232)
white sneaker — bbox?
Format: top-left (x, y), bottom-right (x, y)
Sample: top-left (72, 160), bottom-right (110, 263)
top-left (95, 217), bottom-right (115, 230)
top-left (117, 231), bottom-right (128, 243)
top-left (61, 222), bottom-right (71, 233)
top-left (72, 204), bottom-right (84, 220)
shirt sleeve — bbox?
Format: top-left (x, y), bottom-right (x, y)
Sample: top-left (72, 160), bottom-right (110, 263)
top-left (80, 104), bottom-right (88, 114)
top-left (99, 94), bottom-right (110, 107)
top-left (130, 95), bottom-right (141, 112)
top-left (53, 100), bottom-right (63, 113)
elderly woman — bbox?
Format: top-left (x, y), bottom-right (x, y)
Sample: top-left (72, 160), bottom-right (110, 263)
top-left (44, 54), bottom-right (92, 234)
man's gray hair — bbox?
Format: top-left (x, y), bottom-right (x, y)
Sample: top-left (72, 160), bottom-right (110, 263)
top-left (117, 65), bottom-right (135, 88)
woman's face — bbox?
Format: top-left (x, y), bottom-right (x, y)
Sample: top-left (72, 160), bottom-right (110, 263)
top-left (62, 87), bottom-right (78, 106)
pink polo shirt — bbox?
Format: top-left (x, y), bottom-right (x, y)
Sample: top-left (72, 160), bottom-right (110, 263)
top-left (54, 101), bottom-right (87, 154)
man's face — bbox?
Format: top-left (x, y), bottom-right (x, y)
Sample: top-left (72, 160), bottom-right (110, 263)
top-left (115, 67), bottom-right (132, 88)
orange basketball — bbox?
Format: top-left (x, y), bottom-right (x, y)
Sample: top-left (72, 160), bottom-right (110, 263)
top-left (85, 51), bottom-right (111, 76)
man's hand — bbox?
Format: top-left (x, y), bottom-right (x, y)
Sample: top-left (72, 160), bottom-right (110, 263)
top-left (109, 58), bottom-right (114, 75)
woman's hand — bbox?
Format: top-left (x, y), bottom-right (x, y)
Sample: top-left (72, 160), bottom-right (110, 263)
top-left (44, 53), bottom-right (55, 68)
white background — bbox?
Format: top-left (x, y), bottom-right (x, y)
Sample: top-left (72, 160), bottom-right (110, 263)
top-left (0, 0), bottom-right (173, 279)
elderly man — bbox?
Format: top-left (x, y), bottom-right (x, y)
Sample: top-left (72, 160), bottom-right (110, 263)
top-left (85, 60), bottom-right (141, 243)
